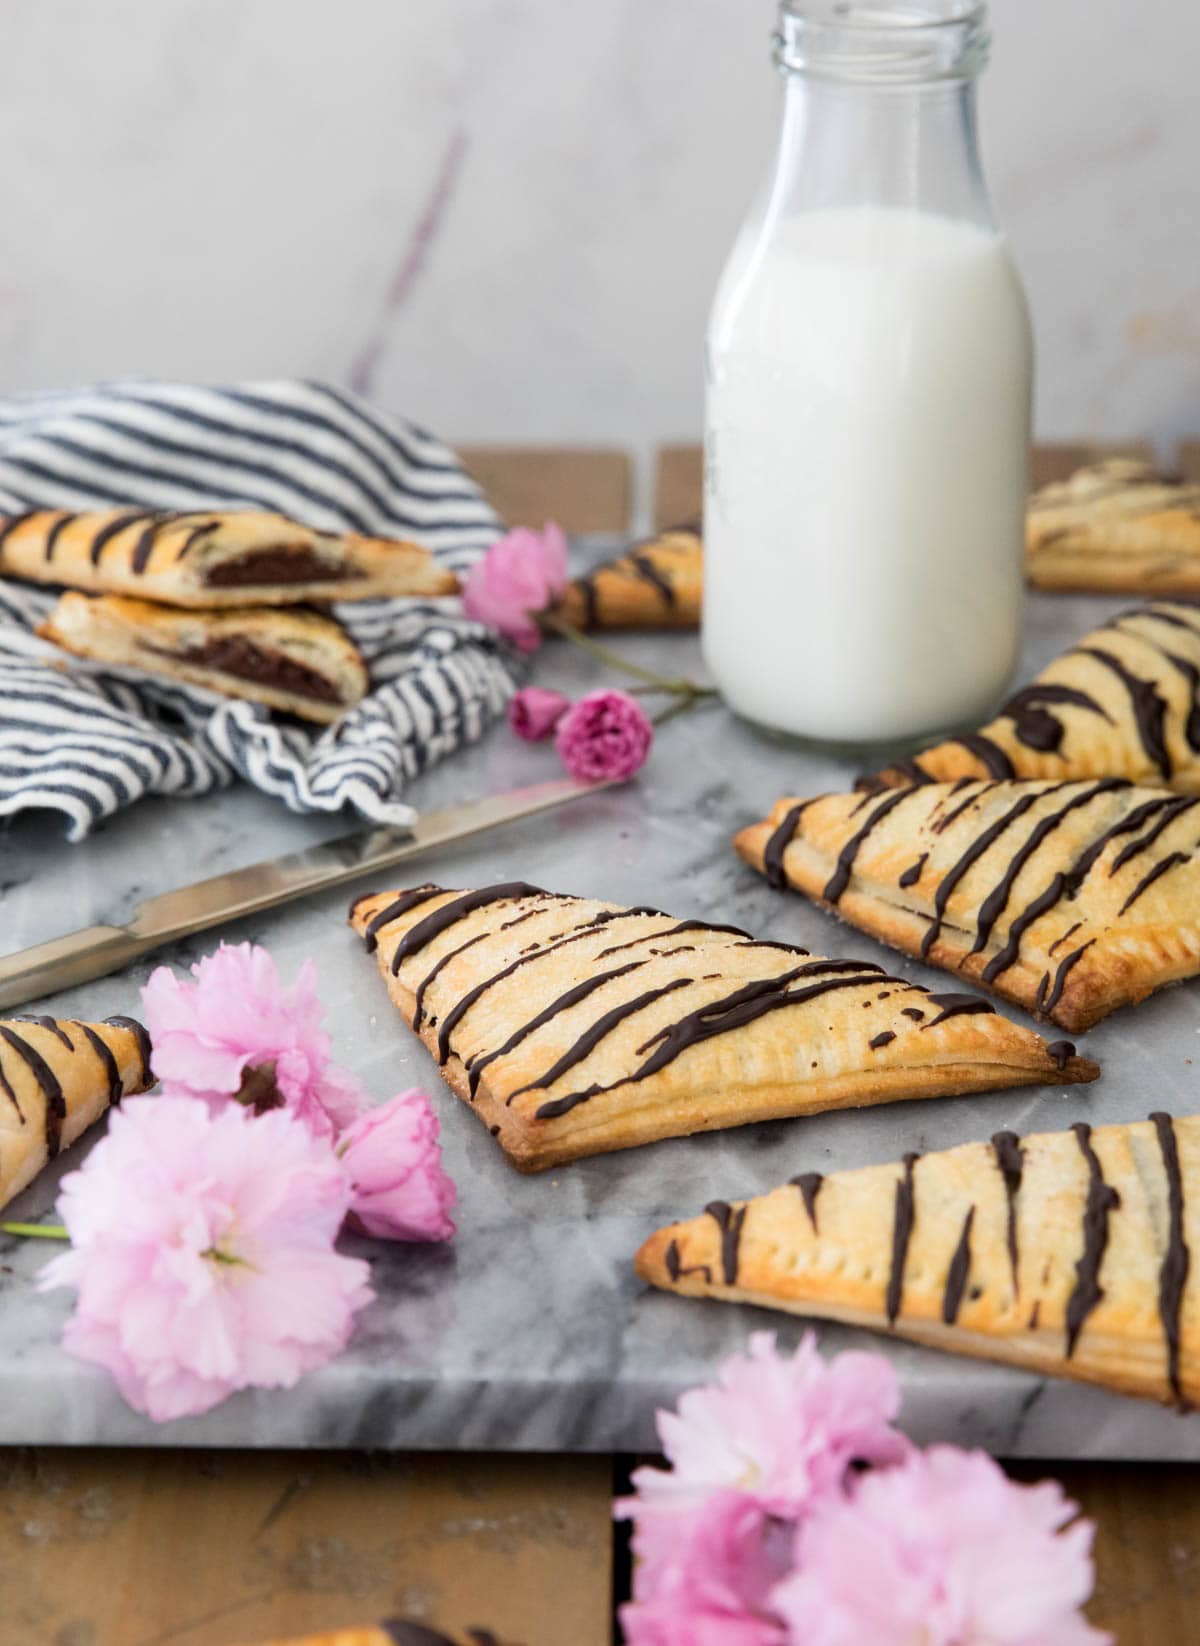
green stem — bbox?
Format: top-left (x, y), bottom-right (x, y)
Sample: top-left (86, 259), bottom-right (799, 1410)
top-left (0, 1222), bottom-right (69, 1240)
top-left (540, 612), bottom-right (714, 697)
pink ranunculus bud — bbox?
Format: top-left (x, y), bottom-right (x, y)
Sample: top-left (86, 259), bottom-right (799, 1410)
top-left (461, 522), bottom-right (569, 652)
top-left (509, 686), bottom-right (572, 741)
top-left (554, 688), bottom-right (654, 782)
top-left (337, 1089), bottom-right (457, 1243)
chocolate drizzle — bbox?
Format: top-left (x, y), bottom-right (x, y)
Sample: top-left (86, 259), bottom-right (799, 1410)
top-left (991, 1130), bottom-right (1024, 1295)
top-left (1036, 941), bottom-right (1094, 1016)
top-left (1045, 1040), bottom-right (1076, 1071)
top-left (665, 1239), bottom-right (712, 1285)
top-left (763, 803), bottom-right (808, 891)
top-left (1064, 1122), bottom-right (1121, 1358)
top-left (78, 1025), bottom-right (123, 1104)
top-left (434, 911), bottom-right (647, 1063)
top-left (977, 780), bottom-right (1127, 982)
top-left (705, 1200), bottom-right (747, 1285)
top-left (1150, 1111), bottom-right (1190, 1406)
top-left (1110, 796), bottom-right (1198, 875)
top-left (472, 961), bottom-right (647, 1099)
top-left (898, 854), bottom-right (927, 889)
top-left (790, 1171), bottom-right (823, 1230)
top-left (103, 1015), bottom-right (152, 1086)
top-left (823, 788), bottom-right (915, 904)
top-left (942, 1206), bottom-right (975, 1324)
top-left (88, 510), bottom-right (160, 566)
top-left (174, 519), bottom-right (221, 561)
top-left (361, 885), bottom-right (441, 953)
top-left (948, 733), bottom-right (1016, 779)
top-left (540, 963), bottom-right (887, 1116)
top-left (922, 992), bottom-right (994, 1028)
top-left (921, 790), bottom-right (1042, 959)
top-left (629, 549), bottom-right (677, 605)
top-left (129, 515), bottom-right (168, 574)
top-left (885, 1153), bottom-right (919, 1326)
top-left (529, 978), bottom-right (693, 1116)
top-left (11, 1014), bottom-right (73, 1050)
top-left (0, 1025), bottom-right (65, 1156)
top-left (869, 1030), bottom-right (895, 1049)
top-left (389, 882), bottom-right (553, 973)
top-left (1000, 683), bottom-right (1112, 752)
top-left (43, 511), bottom-right (74, 562)
top-left (0, 509), bottom-right (35, 549)
top-left (1118, 851), bottom-right (1191, 916)
top-left (1075, 645), bottom-right (1171, 776)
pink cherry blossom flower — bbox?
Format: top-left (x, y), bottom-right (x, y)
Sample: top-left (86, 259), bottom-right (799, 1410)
top-left (337, 1089), bottom-right (457, 1242)
top-left (620, 1332), bottom-right (905, 1531)
top-left (554, 688), bottom-right (654, 782)
top-left (771, 1445), bottom-right (1110, 1646)
top-left (141, 942), bottom-right (368, 1140)
top-left (461, 522), bottom-right (569, 651)
top-left (621, 1491), bottom-right (790, 1646)
top-left (39, 1097), bottom-right (374, 1422)
top-left (508, 685), bottom-right (571, 742)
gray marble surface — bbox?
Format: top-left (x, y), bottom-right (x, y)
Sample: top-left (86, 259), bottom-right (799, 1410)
top-left (0, 567), bottom-right (1197, 1458)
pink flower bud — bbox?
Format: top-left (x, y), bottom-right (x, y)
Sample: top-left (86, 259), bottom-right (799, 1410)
top-left (509, 686), bottom-right (571, 741)
top-left (461, 522), bottom-right (569, 652)
top-left (337, 1090), bottom-right (457, 1242)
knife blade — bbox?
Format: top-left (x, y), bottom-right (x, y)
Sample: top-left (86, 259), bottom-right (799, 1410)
top-left (0, 775), bottom-right (616, 1009)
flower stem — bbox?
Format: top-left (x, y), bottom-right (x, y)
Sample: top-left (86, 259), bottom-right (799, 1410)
top-left (540, 612), bottom-right (715, 698)
top-left (0, 1222), bottom-right (69, 1240)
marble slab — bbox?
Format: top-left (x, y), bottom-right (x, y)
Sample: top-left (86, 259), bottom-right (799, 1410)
top-left (0, 569), bottom-right (1197, 1458)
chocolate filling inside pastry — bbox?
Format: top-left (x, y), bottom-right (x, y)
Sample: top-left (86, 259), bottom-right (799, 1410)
top-left (147, 636), bottom-right (342, 703)
top-left (203, 546), bottom-right (362, 587)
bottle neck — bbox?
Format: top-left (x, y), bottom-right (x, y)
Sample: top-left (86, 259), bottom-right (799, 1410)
top-left (768, 71), bottom-right (994, 229)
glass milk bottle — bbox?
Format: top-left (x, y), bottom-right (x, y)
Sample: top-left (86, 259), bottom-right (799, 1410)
top-left (703, 0), bottom-right (1031, 746)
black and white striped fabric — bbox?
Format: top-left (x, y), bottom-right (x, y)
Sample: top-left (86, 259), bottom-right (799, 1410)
top-left (0, 380), bottom-right (521, 841)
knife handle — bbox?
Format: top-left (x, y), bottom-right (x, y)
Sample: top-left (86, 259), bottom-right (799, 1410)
top-left (0, 925), bottom-right (148, 1012)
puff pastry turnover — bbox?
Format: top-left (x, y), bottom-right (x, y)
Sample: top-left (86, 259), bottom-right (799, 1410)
top-left (0, 508), bottom-right (457, 607)
top-left (738, 779), bottom-right (1200, 1033)
top-left (248, 1624), bottom-right (518, 1646)
top-left (349, 882), bottom-right (1096, 1172)
top-left (557, 525), bottom-right (701, 630)
top-left (1028, 458), bottom-right (1200, 594)
top-left (0, 1013), bottom-right (153, 1210)
top-left (40, 592), bottom-right (369, 724)
top-left (639, 1110), bottom-right (1200, 1408)
top-left (867, 601), bottom-right (1200, 794)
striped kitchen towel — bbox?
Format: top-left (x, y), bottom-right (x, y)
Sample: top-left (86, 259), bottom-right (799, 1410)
top-left (0, 380), bottom-right (521, 841)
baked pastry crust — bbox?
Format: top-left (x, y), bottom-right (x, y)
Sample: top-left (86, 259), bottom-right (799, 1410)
top-left (737, 779), bottom-right (1200, 1033)
top-left (638, 1110), bottom-right (1200, 1409)
top-left (556, 526), bottom-right (701, 629)
top-left (40, 592), bottom-right (370, 724)
top-left (0, 508), bottom-right (458, 607)
top-left (349, 882), bottom-right (1096, 1173)
top-left (248, 1624), bottom-right (518, 1646)
top-left (0, 1013), bottom-right (154, 1209)
top-left (867, 601), bottom-right (1200, 794)
top-left (1028, 458), bottom-right (1200, 594)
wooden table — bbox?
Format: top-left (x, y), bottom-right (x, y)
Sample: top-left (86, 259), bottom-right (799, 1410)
top-left (3, 443), bottom-right (1198, 1646)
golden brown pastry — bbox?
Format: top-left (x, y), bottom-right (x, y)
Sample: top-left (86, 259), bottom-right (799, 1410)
top-left (40, 592), bottom-right (369, 725)
top-left (247, 1624), bottom-right (518, 1646)
top-left (0, 508), bottom-right (457, 607)
top-left (867, 601), bottom-right (1200, 793)
top-left (556, 525), bottom-right (701, 629)
top-left (638, 1109), bottom-right (1200, 1409)
top-left (1028, 458), bottom-right (1200, 594)
top-left (0, 1013), bottom-right (154, 1210)
top-left (737, 779), bottom-right (1200, 1033)
top-left (349, 882), bottom-right (1096, 1173)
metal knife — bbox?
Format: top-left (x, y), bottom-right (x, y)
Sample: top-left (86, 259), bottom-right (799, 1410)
top-left (0, 776), bottom-right (616, 1009)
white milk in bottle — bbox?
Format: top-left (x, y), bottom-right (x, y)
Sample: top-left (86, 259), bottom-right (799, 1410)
top-left (703, 3), bottom-right (1032, 745)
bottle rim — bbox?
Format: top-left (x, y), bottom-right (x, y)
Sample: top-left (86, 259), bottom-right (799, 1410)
top-left (774, 1), bottom-right (990, 85)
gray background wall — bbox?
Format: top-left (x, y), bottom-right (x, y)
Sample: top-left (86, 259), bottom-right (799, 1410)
top-left (2, 0), bottom-right (1196, 463)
